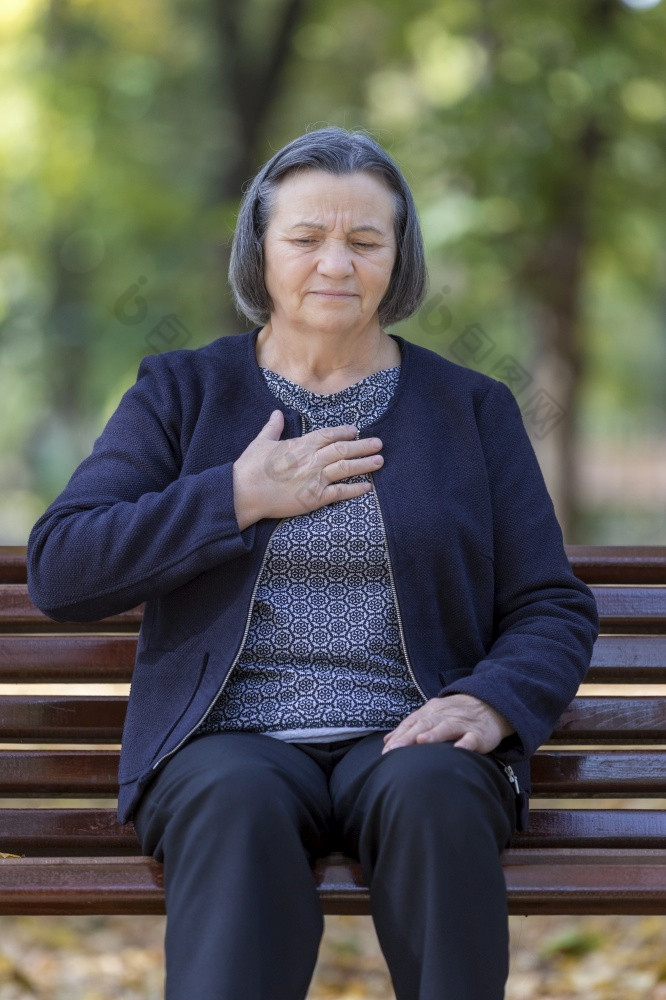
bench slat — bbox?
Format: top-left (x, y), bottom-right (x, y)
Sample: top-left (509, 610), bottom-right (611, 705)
top-left (0, 857), bottom-right (165, 915)
top-left (517, 809), bottom-right (666, 849)
top-left (1, 634), bottom-right (666, 685)
top-left (1, 749), bottom-right (665, 796)
top-left (4, 545), bottom-right (664, 586)
top-left (1, 852), bottom-right (665, 916)
top-left (317, 849), bottom-right (666, 916)
top-left (2, 695), bottom-right (663, 743)
top-left (2, 808), bottom-right (666, 856)
top-left (0, 587), bottom-right (142, 633)
top-left (567, 546), bottom-right (666, 584)
top-left (591, 586), bottom-right (666, 632)
top-left (0, 809), bottom-right (139, 854)
top-left (531, 750), bottom-right (666, 794)
top-left (0, 635), bottom-right (136, 682)
top-left (1, 634), bottom-right (665, 684)
top-left (0, 548), bottom-right (28, 585)
top-left (502, 848), bottom-right (666, 916)
top-left (3, 584), bottom-right (665, 635)
top-left (551, 696), bottom-right (666, 742)
top-left (587, 635), bottom-right (666, 682)
top-left (0, 751), bottom-right (119, 795)
top-left (0, 696), bottom-right (126, 741)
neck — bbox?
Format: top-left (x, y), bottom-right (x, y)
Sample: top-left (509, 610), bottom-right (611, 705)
top-left (255, 320), bottom-right (399, 392)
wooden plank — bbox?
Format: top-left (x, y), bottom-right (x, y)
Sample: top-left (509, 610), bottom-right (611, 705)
top-left (3, 808), bottom-right (666, 857)
top-left (0, 635), bottom-right (663, 687)
top-left (0, 586), bottom-right (142, 633)
top-left (0, 548), bottom-right (28, 585)
top-left (5, 545), bottom-right (666, 586)
top-left (550, 697), bottom-right (666, 742)
top-left (2, 694), bottom-right (663, 744)
top-left (587, 635), bottom-right (666, 683)
top-left (3, 582), bottom-right (666, 635)
top-left (0, 635), bottom-right (136, 682)
top-left (567, 546), bottom-right (666, 585)
top-left (503, 848), bottom-right (666, 916)
top-left (0, 696), bottom-right (126, 742)
top-left (0, 857), bottom-right (165, 915)
top-left (0, 851), bottom-right (665, 916)
top-left (531, 750), bottom-right (666, 795)
top-left (4, 583), bottom-right (666, 634)
top-left (591, 586), bottom-right (666, 633)
top-left (2, 634), bottom-right (663, 686)
top-left (1, 635), bottom-right (663, 687)
top-left (0, 809), bottom-right (139, 855)
top-left (318, 850), bottom-right (666, 917)
top-left (0, 751), bottom-right (119, 795)
top-left (1, 749), bottom-right (665, 797)
top-left (516, 809), bottom-right (666, 849)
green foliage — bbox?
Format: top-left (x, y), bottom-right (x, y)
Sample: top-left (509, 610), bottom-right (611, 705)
top-left (540, 926), bottom-right (605, 959)
top-left (1, 0), bottom-right (665, 542)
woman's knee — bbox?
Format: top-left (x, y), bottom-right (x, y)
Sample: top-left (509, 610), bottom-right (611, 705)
top-left (363, 742), bottom-right (515, 845)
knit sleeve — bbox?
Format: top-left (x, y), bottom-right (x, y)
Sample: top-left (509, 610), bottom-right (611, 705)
top-left (441, 379), bottom-right (600, 761)
top-left (27, 353), bottom-right (256, 622)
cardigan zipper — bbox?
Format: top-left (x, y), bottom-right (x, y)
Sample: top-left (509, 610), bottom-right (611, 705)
top-left (370, 471), bottom-right (519, 795)
top-left (150, 414), bottom-right (308, 774)
top-left (150, 512), bottom-right (286, 772)
top-left (502, 764), bottom-right (521, 796)
top-left (367, 465), bottom-right (427, 703)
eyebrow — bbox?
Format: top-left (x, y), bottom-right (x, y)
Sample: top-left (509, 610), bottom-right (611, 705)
top-left (289, 221), bottom-right (386, 235)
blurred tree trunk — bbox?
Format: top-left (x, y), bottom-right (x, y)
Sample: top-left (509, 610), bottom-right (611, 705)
top-left (517, 117), bottom-right (606, 541)
top-left (511, 0), bottom-right (615, 541)
top-left (42, 0), bottom-right (92, 434)
top-left (210, 0), bottom-right (308, 328)
top-left (214, 0), bottom-right (307, 194)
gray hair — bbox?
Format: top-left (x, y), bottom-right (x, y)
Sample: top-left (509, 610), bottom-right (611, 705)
top-left (228, 126), bottom-right (427, 327)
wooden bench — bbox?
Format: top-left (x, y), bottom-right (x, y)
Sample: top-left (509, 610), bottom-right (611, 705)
top-left (1, 544), bottom-right (665, 916)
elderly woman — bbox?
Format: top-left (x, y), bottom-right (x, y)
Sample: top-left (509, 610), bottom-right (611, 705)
top-left (28, 126), bottom-right (599, 1000)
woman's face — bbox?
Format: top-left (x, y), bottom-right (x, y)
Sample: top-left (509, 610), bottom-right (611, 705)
top-left (262, 169), bottom-right (397, 337)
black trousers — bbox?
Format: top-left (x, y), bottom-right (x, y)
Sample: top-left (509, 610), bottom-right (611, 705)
top-left (133, 730), bottom-right (517, 1000)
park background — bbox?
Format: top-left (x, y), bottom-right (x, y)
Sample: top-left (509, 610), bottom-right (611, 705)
top-left (1, 0), bottom-right (665, 997)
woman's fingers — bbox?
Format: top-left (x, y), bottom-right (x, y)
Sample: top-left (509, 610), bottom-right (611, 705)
top-left (316, 433), bottom-right (383, 481)
top-left (319, 479), bottom-right (374, 506)
top-left (381, 712), bottom-right (425, 750)
top-left (287, 427), bottom-right (383, 495)
top-left (234, 420), bottom-right (386, 524)
top-left (255, 409), bottom-right (285, 439)
top-left (382, 696), bottom-right (513, 756)
top-left (311, 423), bottom-right (359, 444)
top-left (320, 451), bottom-right (384, 485)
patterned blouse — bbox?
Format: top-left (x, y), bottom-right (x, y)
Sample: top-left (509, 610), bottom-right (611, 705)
top-left (194, 361), bottom-right (424, 743)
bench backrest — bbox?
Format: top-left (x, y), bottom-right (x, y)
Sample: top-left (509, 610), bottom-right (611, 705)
top-left (1, 544), bottom-right (665, 857)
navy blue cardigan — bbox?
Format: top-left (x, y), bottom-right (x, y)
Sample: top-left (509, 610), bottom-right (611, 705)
top-left (27, 329), bottom-right (599, 828)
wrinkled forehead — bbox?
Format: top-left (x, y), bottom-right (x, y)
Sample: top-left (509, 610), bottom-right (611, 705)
top-left (265, 168), bottom-right (400, 233)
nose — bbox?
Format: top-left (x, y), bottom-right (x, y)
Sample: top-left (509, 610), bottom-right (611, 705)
top-left (316, 239), bottom-right (354, 278)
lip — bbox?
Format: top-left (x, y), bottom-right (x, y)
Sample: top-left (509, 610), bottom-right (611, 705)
top-left (309, 290), bottom-right (357, 298)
